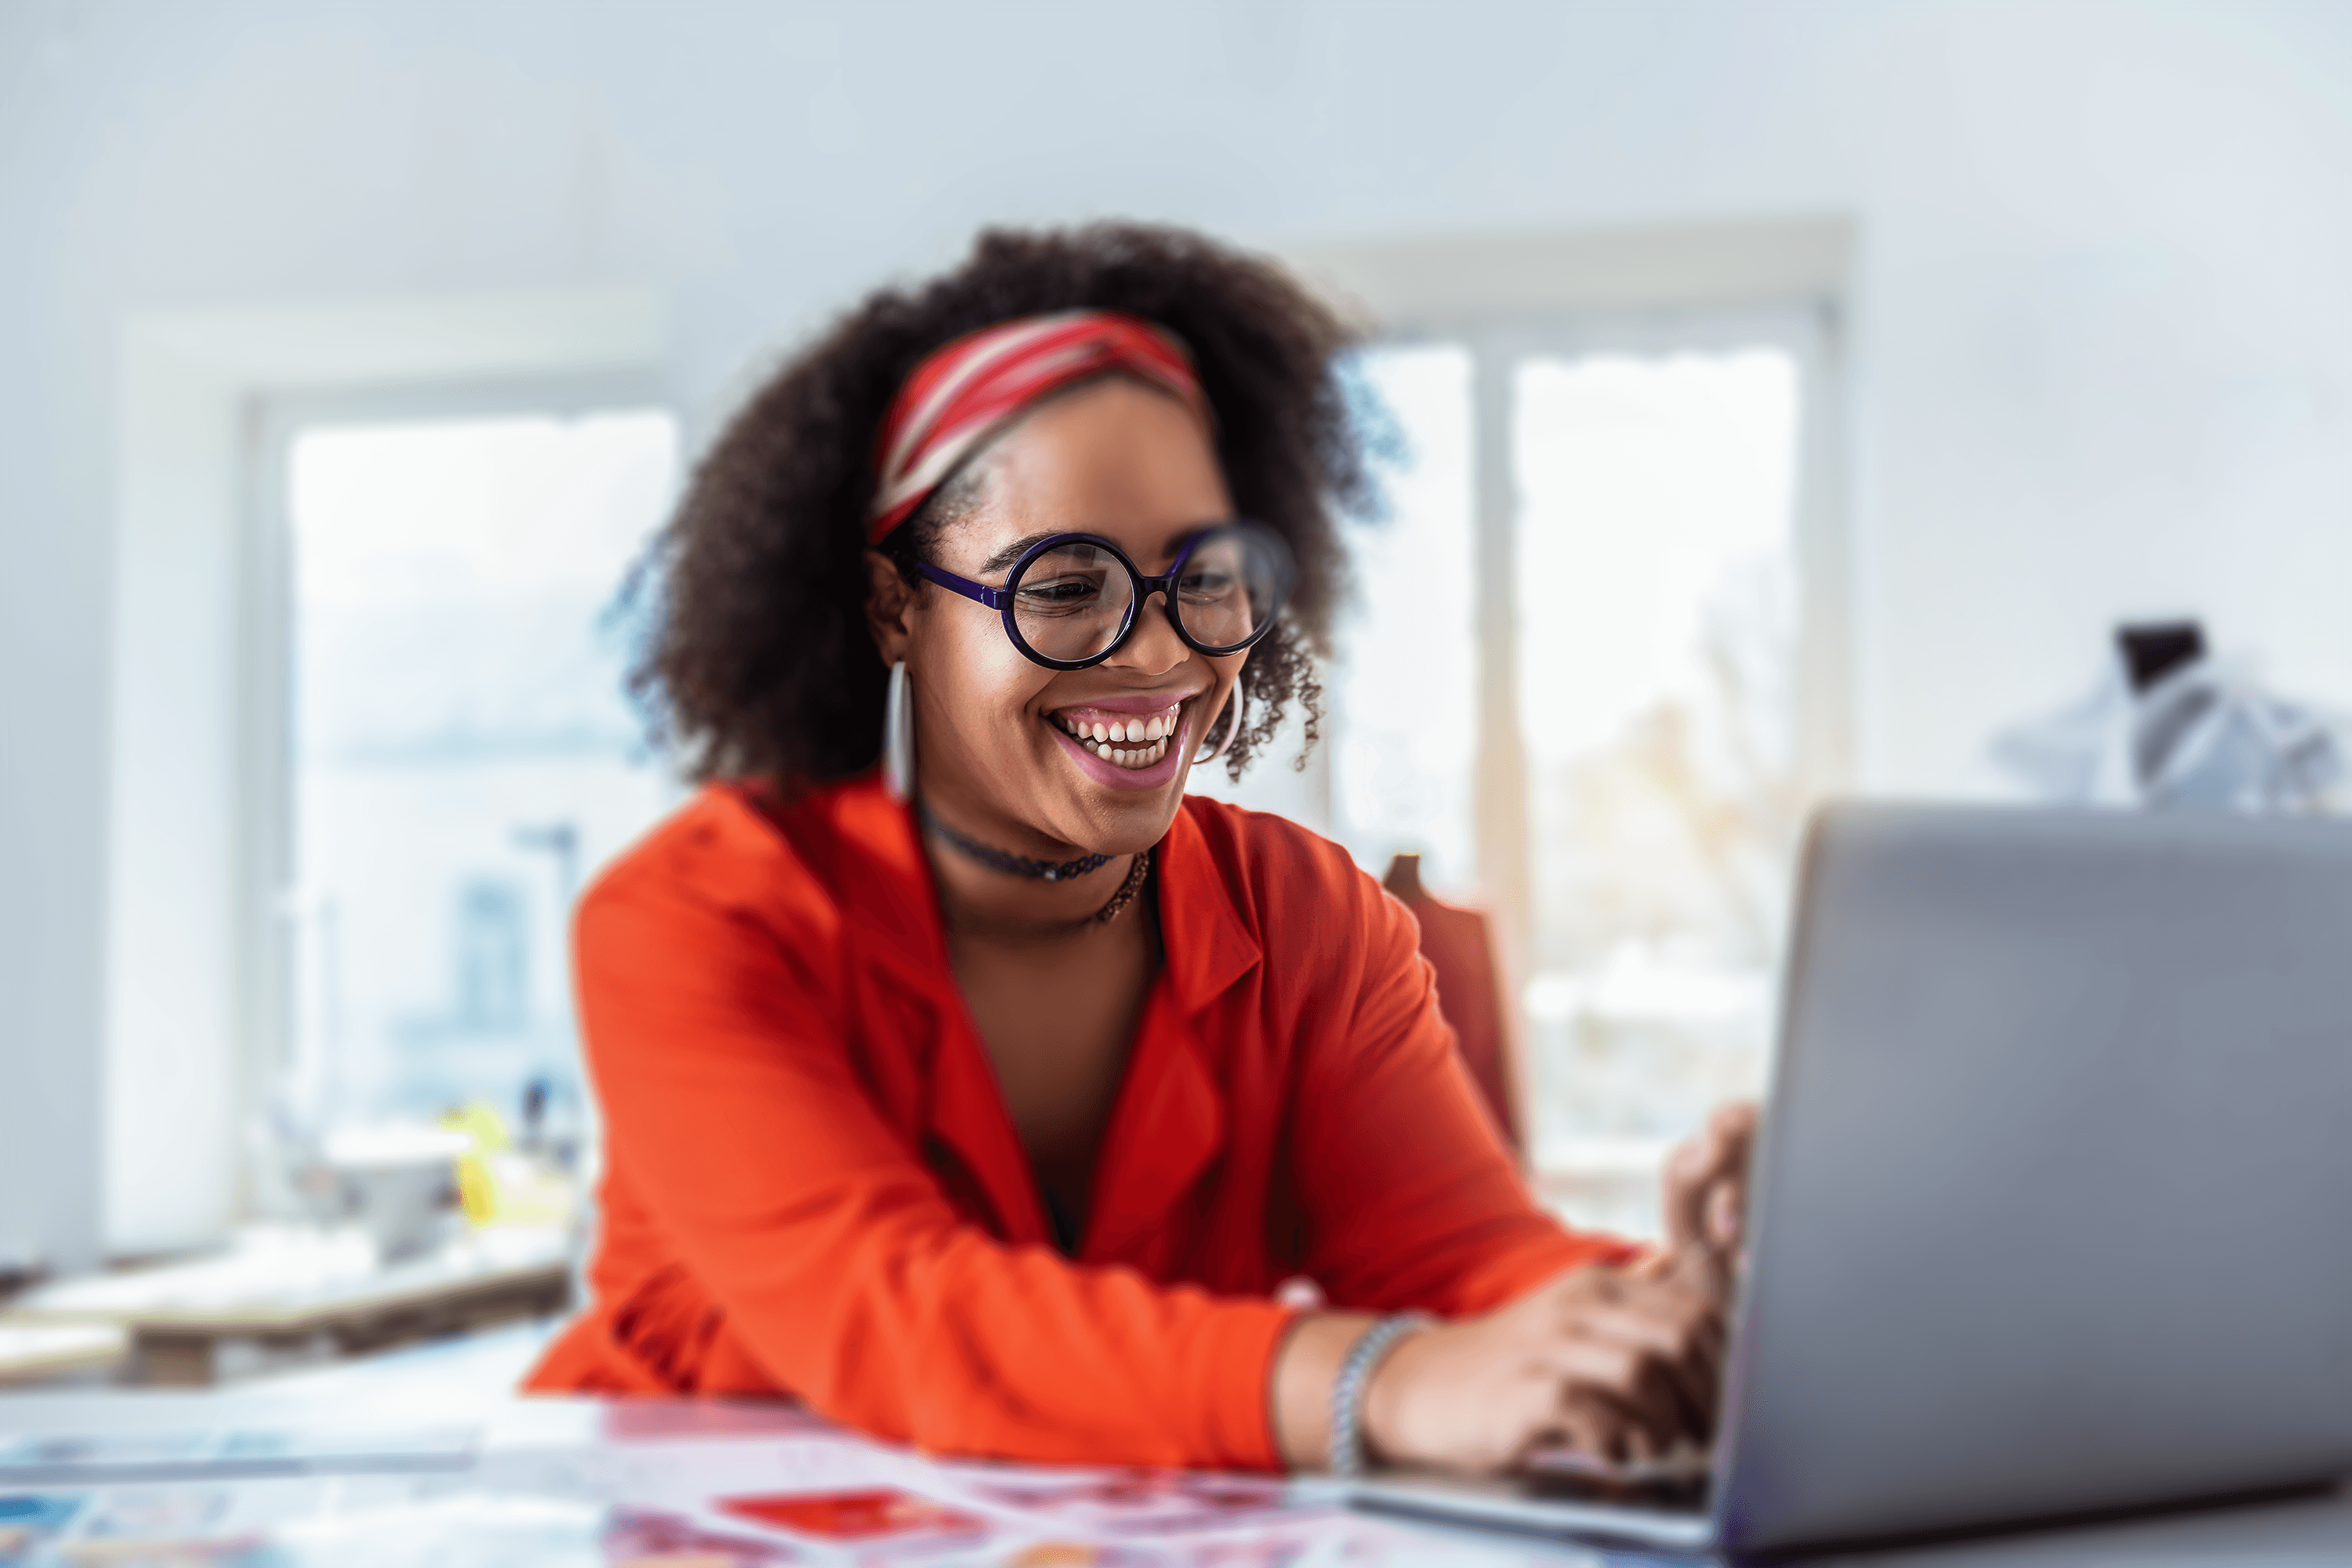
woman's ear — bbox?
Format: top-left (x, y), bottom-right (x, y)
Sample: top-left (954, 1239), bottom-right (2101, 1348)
top-left (864, 548), bottom-right (916, 667)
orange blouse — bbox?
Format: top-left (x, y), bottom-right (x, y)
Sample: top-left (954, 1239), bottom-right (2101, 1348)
top-left (525, 775), bottom-right (1631, 1468)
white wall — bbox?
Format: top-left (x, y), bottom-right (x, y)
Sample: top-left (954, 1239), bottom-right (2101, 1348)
top-left (5, 0), bottom-right (2350, 1263)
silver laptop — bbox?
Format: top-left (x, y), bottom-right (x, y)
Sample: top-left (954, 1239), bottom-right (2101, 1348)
top-left (1352, 804), bottom-right (2352, 1557)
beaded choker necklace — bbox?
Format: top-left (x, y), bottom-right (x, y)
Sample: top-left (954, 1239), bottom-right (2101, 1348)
top-left (919, 803), bottom-right (1112, 883)
top-left (938, 844), bottom-right (1155, 941)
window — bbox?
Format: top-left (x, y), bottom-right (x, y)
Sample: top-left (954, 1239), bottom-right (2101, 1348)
top-left (1330, 345), bottom-right (1479, 891)
top-left (270, 407), bottom-right (680, 1145)
top-left (1333, 309), bottom-right (1841, 1237)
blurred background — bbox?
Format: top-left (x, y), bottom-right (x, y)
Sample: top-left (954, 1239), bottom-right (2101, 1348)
top-left (4, 0), bottom-right (2350, 1383)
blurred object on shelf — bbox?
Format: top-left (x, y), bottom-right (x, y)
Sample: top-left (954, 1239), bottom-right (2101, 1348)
top-left (318, 1124), bottom-right (468, 1264)
top-left (0, 1250), bottom-right (41, 1305)
top-left (1382, 853), bottom-right (1522, 1156)
top-left (0, 1323), bottom-right (128, 1387)
top-left (440, 1099), bottom-right (578, 1229)
top-left (1992, 619), bottom-right (2346, 813)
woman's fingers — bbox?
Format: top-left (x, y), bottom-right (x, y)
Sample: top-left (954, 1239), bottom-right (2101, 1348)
top-left (1530, 1269), bottom-right (1726, 1445)
top-left (1662, 1123), bottom-right (1723, 1257)
top-left (1526, 1319), bottom-right (1705, 1446)
top-left (1534, 1395), bottom-right (1623, 1465)
top-left (1707, 1178), bottom-right (1744, 1252)
top-left (1557, 1267), bottom-right (1721, 1370)
top-left (1661, 1101), bottom-right (1758, 1301)
top-left (1555, 1305), bottom-right (1716, 1436)
top-left (1371, 1261), bottom-right (1737, 1478)
top-left (1530, 1386), bottom-right (1657, 1466)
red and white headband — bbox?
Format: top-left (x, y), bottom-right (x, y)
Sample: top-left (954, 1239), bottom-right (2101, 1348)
top-left (867, 310), bottom-right (1212, 544)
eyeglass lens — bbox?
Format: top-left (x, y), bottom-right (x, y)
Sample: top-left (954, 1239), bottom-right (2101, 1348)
top-left (1008, 540), bottom-right (1138, 663)
top-left (1171, 526), bottom-right (1284, 652)
top-left (1007, 526), bottom-right (1287, 665)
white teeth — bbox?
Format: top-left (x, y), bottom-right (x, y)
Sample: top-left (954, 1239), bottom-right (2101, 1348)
top-left (1076, 737), bottom-right (1171, 771)
top-left (1052, 709), bottom-right (1181, 764)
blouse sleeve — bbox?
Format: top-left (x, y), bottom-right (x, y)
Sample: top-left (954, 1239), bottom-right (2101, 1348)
top-left (574, 865), bottom-right (1295, 1471)
top-left (1287, 871), bottom-right (1639, 1315)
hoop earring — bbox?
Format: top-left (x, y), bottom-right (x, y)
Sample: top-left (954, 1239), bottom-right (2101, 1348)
top-left (884, 660), bottom-right (915, 801)
top-left (1194, 682), bottom-right (1246, 767)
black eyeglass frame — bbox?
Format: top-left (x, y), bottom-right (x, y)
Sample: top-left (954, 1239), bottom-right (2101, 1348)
top-left (914, 521), bottom-right (1295, 672)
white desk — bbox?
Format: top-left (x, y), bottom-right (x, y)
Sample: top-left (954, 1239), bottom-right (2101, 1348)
top-left (0, 1325), bottom-right (2344, 1565)
top-left (0, 1225), bottom-right (570, 1386)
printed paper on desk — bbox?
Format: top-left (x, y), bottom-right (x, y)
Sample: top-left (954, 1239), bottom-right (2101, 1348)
top-left (0, 1432), bottom-right (212, 1473)
top-left (0, 1426), bottom-right (478, 1484)
top-left (0, 1491), bottom-right (86, 1558)
top-left (64, 1484), bottom-right (275, 1563)
top-left (604, 1504), bottom-right (800, 1566)
top-left (268, 1493), bottom-right (604, 1565)
top-left (962, 1472), bottom-right (1301, 1536)
top-left (968, 1526), bottom-right (1321, 1568)
top-left (985, 1541), bottom-right (1162, 1568)
top-left (719, 1487), bottom-right (989, 1550)
top-left (75, 1485), bottom-right (236, 1538)
top-left (215, 1426), bottom-right (478, 1468)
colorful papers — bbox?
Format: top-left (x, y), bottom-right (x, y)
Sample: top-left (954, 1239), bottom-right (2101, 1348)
top-left (604, 1504), bottom-right (798, 1566)
top-left (0, 1492), bottom-right (85, 1560)
top-left (956, 1473), bottom-right (1291, 1537)
top-left (719, 1487), bottom-right (986, 1548)
top-left (0, 1420), bottom-right (1621, 1567)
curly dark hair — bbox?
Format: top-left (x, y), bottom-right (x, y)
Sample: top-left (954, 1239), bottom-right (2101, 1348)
top-left (627, 222), bottom-right (1371, 789)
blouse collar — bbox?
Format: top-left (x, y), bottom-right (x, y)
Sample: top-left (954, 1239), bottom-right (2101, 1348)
top-left (815, 772), bottom-right (1264, 1254)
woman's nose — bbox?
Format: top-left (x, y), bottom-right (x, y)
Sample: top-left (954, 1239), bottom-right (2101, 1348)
top-left (1110, 590), bottom-right (1189, 675)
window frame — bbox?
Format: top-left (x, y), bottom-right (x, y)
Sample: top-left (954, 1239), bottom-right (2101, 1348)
top-left (1450, 303), bottom-right (1849, 950)
top-left (1291, 221), bottom-right (1853, 1210)
top-left (1294, 218), bottom-right (1853, 924)
top-left (241, 371), bottom-right (673, 1203)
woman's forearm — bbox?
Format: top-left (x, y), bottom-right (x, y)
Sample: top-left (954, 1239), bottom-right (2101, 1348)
top-left (1269, 1312), bottom-right (1380, 1470)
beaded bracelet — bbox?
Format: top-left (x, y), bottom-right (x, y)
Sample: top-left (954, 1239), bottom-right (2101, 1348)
top-left (1329, 1313), bottom-right (1434, 1478)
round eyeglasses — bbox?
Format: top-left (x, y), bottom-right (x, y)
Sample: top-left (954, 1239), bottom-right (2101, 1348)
top-left (916, 521), bottom-right (1296, 671)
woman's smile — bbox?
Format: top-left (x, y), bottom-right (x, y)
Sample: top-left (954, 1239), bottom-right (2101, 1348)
top-left (1044, 691), bottom-right (1203, 786)
top-left (1051, 697), bottom-right (1188, 763)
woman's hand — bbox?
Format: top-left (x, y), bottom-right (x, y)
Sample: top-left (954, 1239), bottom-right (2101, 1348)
top-left (1356, 1264), bottom-right (1725, 1474)
top-left (1649, 1101), bottom-right (1758, 1306)
top-left (1271, 1102), bottom-right (1760, 1476)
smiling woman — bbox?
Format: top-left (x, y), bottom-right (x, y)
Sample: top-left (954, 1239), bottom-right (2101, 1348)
top-left (526, 224), bottom-right (1755, 1478)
